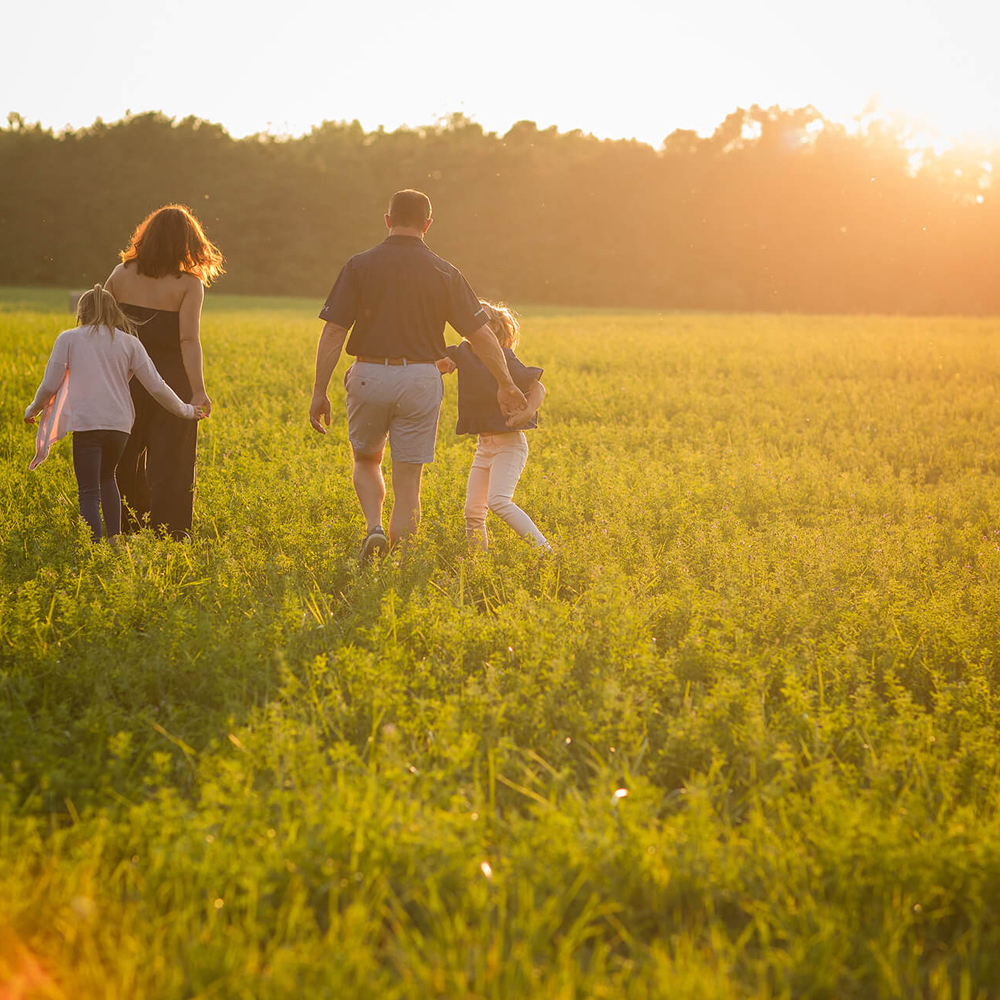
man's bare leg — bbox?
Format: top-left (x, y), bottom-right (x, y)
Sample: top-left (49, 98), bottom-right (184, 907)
top-left (388, 461), bottom-right (423, 546)
top-left (352, 448), bottom-right (386, 533)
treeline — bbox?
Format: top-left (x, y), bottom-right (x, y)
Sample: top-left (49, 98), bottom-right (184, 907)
top-left (1, 108), bottom-right (996, 313)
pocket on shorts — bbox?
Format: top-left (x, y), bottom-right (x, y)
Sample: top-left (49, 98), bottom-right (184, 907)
top-left (408, 367), bottom-right (443, 414)
top-left (425, 366), bottom-right (444, 401)
top-left (345, 364), bottom-right (381, 395)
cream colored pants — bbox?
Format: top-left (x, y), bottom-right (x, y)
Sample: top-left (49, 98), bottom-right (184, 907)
top-left (465, 432), bottom-right (549, 550)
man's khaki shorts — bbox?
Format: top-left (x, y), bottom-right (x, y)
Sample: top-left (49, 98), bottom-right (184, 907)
top-left (344, 361), bottom-right (444, 464)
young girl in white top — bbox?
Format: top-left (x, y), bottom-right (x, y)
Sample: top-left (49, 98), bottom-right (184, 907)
top-left (437, 301), bottom-right (550, 551)
top-left (24, 284), bottom-right (203, 542)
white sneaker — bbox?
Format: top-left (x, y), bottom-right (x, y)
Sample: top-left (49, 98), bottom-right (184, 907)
top-left (360, 526), bottom-right (389, 562)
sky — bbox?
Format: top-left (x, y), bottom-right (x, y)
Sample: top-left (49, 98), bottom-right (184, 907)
top-left (5, 0), bottom-right (1000, 147)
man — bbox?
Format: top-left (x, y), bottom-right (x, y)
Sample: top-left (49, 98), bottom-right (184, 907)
top-left (310, 189), bottom-right (527, 560)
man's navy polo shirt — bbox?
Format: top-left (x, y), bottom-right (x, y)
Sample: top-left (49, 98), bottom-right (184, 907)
top-left (445, 341), bottom-right (544, 436)
top-left (319, 235), bottom-right (489, 362)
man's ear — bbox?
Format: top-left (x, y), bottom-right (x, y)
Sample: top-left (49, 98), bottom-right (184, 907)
top-left (422, 217), bottom-right (434, 235)
top-left (385, 213), bottom-right (392, 230)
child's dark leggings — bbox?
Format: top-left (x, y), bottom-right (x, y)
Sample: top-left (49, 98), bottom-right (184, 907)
top-left (72, 430), bottom-right (129, 542)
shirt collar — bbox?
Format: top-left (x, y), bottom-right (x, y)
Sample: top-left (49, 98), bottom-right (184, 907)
top-left (383, 235), bottom-right (426, 246)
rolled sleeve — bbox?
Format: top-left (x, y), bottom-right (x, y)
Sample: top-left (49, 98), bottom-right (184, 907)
top-left (319, 260), bottom-right (359, 328)
top-left (506, 352), bottom-right (544, 393)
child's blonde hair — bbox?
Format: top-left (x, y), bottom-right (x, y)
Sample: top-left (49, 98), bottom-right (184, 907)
top-left (480, 300), bottom-right (519, 350)
top-left (77, 284), bottom-right (137, 339)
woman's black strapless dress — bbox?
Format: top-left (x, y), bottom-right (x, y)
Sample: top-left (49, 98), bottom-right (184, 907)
top-left (117, 304), bottom-right (198, 540)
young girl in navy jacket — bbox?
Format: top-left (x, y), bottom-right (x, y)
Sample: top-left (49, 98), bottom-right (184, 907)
top-left (438, 301), bottom-right (549, 551)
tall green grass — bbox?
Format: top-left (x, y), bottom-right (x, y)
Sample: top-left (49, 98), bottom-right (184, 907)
top-left (2, 290), bottom-right (1000, 998)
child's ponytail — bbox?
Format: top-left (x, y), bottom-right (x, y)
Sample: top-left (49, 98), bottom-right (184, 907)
top-left (77, 283), bottom-right (138, 339)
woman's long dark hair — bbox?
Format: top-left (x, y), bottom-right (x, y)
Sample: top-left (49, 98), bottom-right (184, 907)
top-left (120, 204), bottom-right (225, 286)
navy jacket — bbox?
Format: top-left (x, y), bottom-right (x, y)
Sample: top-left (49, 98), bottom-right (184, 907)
top-left (445, 341), bottom-right (544, 435)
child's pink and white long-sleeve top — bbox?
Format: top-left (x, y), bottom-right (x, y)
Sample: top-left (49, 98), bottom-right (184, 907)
top-left (25, 324), bottom-right (196, 469)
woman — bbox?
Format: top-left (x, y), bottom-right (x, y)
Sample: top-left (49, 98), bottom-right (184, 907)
top-left (105, 204), bottom-right (224, 540)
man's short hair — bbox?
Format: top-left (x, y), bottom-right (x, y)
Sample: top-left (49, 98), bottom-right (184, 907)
top-left (388, 190), bottom-right (432, 229)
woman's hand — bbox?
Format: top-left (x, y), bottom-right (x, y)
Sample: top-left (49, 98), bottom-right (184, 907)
top-left (190, 393), bottom-right (212, 417)
top-left (24, 414), bottom-right (36, 425)
top-left (436, 357), bottom-right (457, 375)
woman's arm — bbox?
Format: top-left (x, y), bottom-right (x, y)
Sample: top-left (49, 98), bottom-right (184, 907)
top-left (24, 334), bottom-right (69, 421)
top-left (178, 278), bottom-right (210, 415)
top-left (505, 380), bottom-right (545, 428)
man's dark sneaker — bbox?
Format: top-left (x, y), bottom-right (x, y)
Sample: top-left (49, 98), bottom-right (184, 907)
top-left (360, 526), bottom-right (389, 562)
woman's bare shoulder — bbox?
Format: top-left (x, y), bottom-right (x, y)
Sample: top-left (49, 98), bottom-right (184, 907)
top-left (179, 271), bottom-right (206, 298)
top-left (105, 261), bottom-right (127, 286)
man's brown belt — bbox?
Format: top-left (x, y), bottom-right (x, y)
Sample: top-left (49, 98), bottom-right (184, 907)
top-left (356, 355), bottom-right (424, 366)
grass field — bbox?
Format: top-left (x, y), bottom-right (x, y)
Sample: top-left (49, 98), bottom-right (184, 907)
top-left (2, 287), bottom-right (1000, 999)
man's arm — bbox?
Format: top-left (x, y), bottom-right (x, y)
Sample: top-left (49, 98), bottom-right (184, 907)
top-left (465, 324), bottom-right (527, 416)
top-left (310, 321), bottom-right (349, 434)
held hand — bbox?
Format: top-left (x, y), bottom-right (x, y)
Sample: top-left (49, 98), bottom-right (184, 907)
top-left (310, 393), bottom-right (332, 434)
top-left (436, 357), bottom-right (457, 375)
top-left (24, 414), bottom-right (37, 425)
top-left (191, 393), bottom-right (212, 418)
top-left (505, 407), bottom-right (537, 429)
top-left (497, 383), bottom-right (528, 419)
